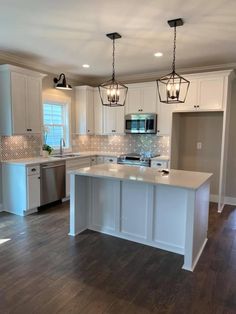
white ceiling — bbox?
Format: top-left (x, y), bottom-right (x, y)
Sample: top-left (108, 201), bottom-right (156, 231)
top-left (0, 0), bottom-right (236, 79)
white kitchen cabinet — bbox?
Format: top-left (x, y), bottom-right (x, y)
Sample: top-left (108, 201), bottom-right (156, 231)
top-left (0, 64), bottom-right (45, 136)
top-left (96, 156), bottom-right (104, 164)
top-left (174, 72), bottom-right (227, 112)
top-left (66, 157), bottom-right (91, 196)
top-left (103, 106), bottom-right (125, 134)
top-left (125, 82), bottom-right (157, 114)
top-left (93, 88), bottom-right (103, 134)
top-left (27, 166), bottom-right (40, 209)
top-left (151, 159), bottom-right (169, 170)
top-left (2, 163), bottom-right (40, 216)
top-left (103, 157), bottom-right (117, 164)
top-left (75, 86), bottom-right (94, 135)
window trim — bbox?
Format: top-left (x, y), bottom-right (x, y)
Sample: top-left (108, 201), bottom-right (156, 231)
top-left (42, 94), bottom-right (72, 153)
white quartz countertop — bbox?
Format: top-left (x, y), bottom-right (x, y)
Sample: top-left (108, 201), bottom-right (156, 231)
top-left (1, 151), bottom-right (121, 166)
top-left (2, 152), bottom-right (169, 166)
top-left (71, 164), bottom-right (212, 190)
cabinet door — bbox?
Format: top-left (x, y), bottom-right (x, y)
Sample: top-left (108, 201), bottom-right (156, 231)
top-left (27, 175), bottom-right (40, 209)
top-left (103, 106), bottom-right (117, 134)
top-left (115, 106), bottom-right (125, 134)
top-left (176, 79), bottom-right (198, 111)
top-left (66, 158), bottom-right (91, 196)
top-left (27, 77), bottom-right (42, 133)
top-left (11, 72), bottom-right (27, 134)
top-left (86, 88), bottom-right (94, 134)
top-left (198, 77), bottom-right (224, 110)
top-left (125, 88), bottom-right (142, 114)
top-left (94, 89), bottom-right (103, 134)
top-left (157, 101), bottom-right (175, 136)
top-left (142, 85), bottom-right (157, 113)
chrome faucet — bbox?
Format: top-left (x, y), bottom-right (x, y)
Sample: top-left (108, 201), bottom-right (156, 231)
top-left (60, 138), bottom-right (66, 155)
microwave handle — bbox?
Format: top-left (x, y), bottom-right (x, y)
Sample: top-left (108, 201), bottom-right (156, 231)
top-left (145, 118), bottom-right (148, 132)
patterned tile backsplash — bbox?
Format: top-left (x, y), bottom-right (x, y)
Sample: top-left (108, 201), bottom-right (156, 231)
top-left (0, 134), bottom-right (170, 161)
top-left (73, 134), bottom-right (170, 156)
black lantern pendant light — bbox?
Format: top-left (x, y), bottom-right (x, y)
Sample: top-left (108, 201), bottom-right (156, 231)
top-left (53, 73), bottom-right (72, 91)
top-left (98, 32), bottom-right (128, 107)
top-left (157, 18), bottom-right (190, 104)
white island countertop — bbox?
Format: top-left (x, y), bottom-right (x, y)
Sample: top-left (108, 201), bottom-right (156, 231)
top-left (71, 164), bottom-right (212, 190)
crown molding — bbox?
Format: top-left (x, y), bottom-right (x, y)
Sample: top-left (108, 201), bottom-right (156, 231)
top-left (0, 51), bottom-right (235, 86)
top-left (0, 51), bottom-right (85, 83)
top-left (113, 63), bottom-right (236, 84)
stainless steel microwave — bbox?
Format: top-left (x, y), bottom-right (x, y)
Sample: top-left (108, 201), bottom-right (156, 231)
top-left (125, 113), bottom-right (157, 134)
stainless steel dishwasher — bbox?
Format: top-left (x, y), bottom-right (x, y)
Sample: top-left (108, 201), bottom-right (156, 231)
top-left (40, 161), bottom-right (66, 206)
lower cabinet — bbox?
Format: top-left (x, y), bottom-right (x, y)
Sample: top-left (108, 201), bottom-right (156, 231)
top-left (151, 159), bottom-right (169, 170)
top-left (66, 157), bottom-right (91, 197)
top-left (2, 164), bottom-right (40, 216)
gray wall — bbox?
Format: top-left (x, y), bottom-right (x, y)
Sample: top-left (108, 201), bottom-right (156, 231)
top-left (174, 112), bottom-right (223, 195)
top-left (226, 80), bottom-right (236, 197)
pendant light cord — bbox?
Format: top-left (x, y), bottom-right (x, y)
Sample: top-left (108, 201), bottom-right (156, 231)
top-left (112, 37), bottom-right (115, 81)
top-left (172, 24), bottom-right (177, 73)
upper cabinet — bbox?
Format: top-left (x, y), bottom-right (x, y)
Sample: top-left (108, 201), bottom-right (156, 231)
top-left (125, 82), bottom-right (157, 114)
top-left (174, 71), bottom-right (231, 112)
top-left (75, 86), bottom-right (94, 135)
top-left (93, 88), bottom-right (103, 135)
top-left (103, 106), bottom-right (125, 135)
top-left (0, 65), bottom-right (45, 136)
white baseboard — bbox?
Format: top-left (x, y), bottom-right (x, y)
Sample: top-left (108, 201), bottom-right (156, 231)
top-left (224, 196), bottom-right (236, 206)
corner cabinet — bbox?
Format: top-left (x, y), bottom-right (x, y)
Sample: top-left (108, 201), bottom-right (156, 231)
top-left (75, 86), bottom-right (94, 135)
top-left (0, 64), bottom-right (45, 136)
top-left (174, 71), bottom-right (229, 112)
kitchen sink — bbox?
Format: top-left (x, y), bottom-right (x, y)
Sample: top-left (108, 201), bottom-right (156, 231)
top-left (52, 154), bottom-right (80, 158)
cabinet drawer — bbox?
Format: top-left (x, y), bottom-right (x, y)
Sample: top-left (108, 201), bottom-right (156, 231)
top-left (151, 160), bottom-right (168, 169)
top-left (96, 156), bottom-right (104, 164)
top-left (103, 157), bottom-right (117, 164)
top-left (27, 165), bottom-right (40, 176)
top-left (66, 157), bottom-right (91, 169)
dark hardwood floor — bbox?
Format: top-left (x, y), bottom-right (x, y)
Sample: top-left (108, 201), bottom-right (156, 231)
top-left (0, 202), bottom-right (236, 314)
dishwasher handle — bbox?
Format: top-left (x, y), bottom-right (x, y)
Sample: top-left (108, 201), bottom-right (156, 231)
top-left (41, 164), bottom-right (65, 170)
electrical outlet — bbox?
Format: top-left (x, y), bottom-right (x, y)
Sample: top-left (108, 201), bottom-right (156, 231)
top-left (197, 142), bottom-right (202, 150)
top-left (23, 142), bottom-right (28, 149)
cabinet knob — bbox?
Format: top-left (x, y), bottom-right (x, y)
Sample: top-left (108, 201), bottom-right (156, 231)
top-left (109, 159), bottom-right (113, 162)
top-left (38, 177), bottom-right (40, 179)
top-left (157, 130), bottom-right (160, 133)
top-left (88, 130), bottom-right (90, 132)
top-left (112, 130), bottom-right (116, 132)
top-left (197, 105), bottom-right (200, 108)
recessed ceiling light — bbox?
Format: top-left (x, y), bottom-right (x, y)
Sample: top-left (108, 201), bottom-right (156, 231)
top-left (82, 64), bottom-right (90, 68)
top-left (154, 52), bottom-right (163, 57)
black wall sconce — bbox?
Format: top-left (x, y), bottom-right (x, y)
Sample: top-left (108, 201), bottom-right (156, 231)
top-left (53, 73), bottom-right (72, 91)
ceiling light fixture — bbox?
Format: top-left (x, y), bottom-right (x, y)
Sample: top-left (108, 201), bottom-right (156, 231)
top-left (98, 32), bottom-right (128, 107)
top-left (82, 64), bottom-right (90, 68)
top-left (156, 18), bottom-right (190, 104)
top-left (154, 52), bottom-right (163, 57)
top-left (53, 73), bottom-right (72, 91)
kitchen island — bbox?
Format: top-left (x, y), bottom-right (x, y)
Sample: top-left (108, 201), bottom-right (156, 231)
top-left (69, 164), bottom-right (212, 271)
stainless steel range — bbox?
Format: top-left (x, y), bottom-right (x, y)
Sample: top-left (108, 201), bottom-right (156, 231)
top-left (117, 153), bottom-right (159, 167)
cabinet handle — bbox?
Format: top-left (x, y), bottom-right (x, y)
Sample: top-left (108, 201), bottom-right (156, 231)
top-left (38, 177), bottom-right (40, 179)
top-left (109, 159), bottom-right (113, 162)
top-left (27, 128), bottom-right (32, 131)
top-left (31, 168), bottom-right (36, 172)
top-left (87, 130), bottom-right (90, 132)
top-left (157, 163), bottom-right (162, 166)
top-left (112, 130), bottom-right (116, 132)
top-left (197, 105), bottom-right (200, 108)
top-left (157, 130), bottom-right (160, 133)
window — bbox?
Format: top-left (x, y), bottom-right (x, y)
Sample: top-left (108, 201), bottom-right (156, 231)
top-left (43, 100), bottom-right (70, 149)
